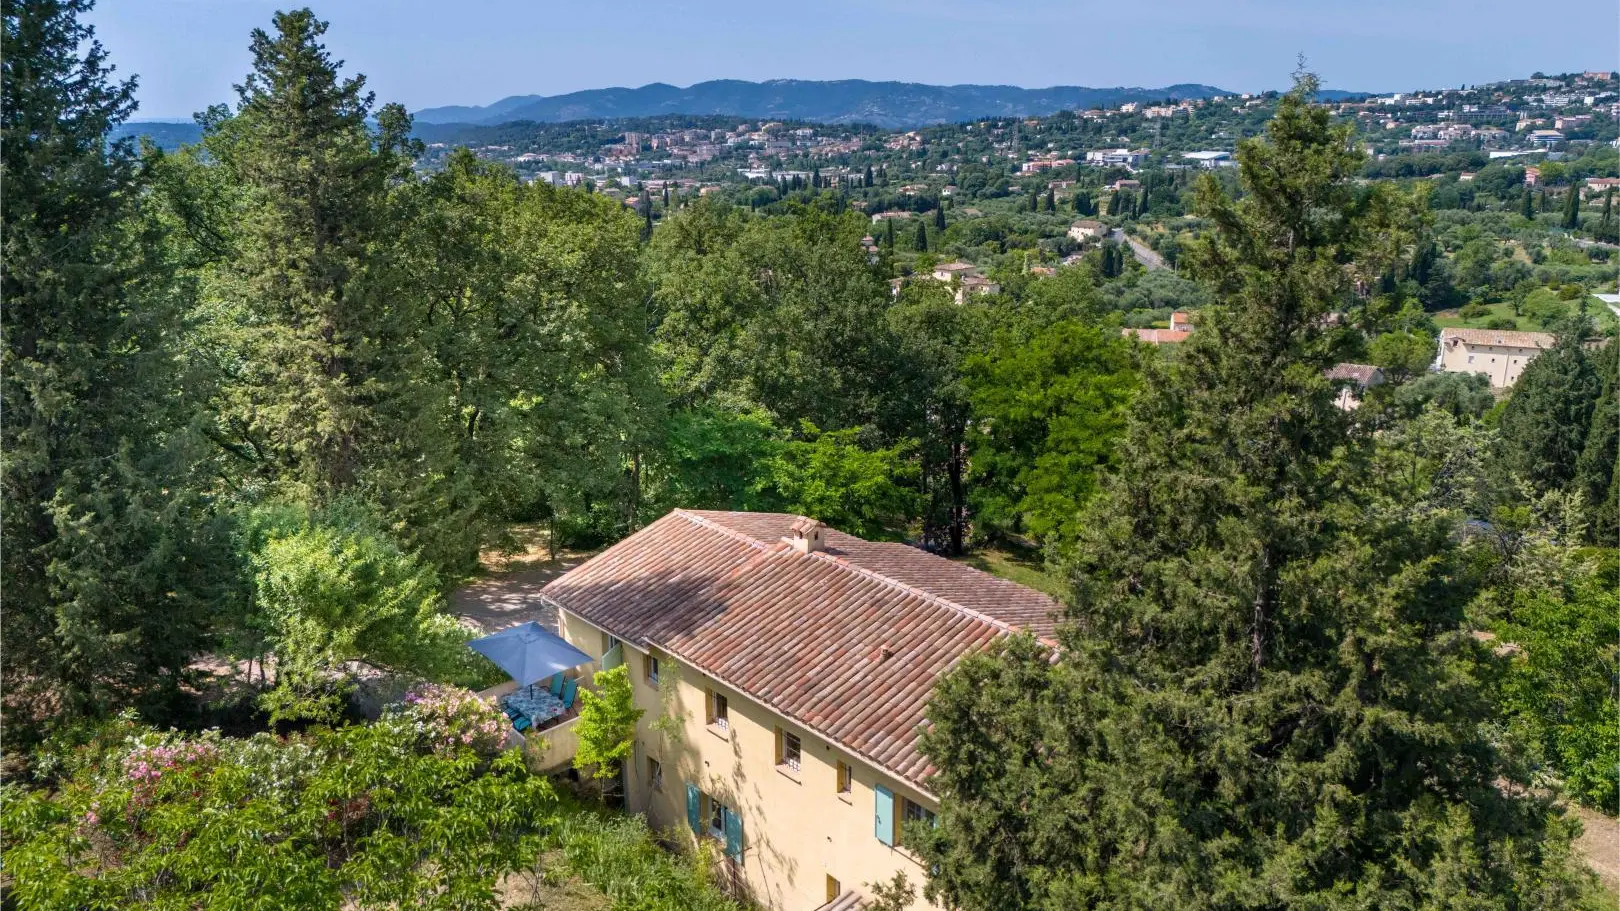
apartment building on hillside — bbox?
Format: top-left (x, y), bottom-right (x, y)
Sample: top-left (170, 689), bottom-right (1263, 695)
top-left (537, 510), bottom-right (1061, 911)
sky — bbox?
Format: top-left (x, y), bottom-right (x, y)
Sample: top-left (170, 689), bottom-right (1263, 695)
top-left (90, 0), bottom-right (1619, 121)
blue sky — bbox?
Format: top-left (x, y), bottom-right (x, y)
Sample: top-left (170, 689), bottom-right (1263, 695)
top-left (91, 0), bottom-right (1618, 121)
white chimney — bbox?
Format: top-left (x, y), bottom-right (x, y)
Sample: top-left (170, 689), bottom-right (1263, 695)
top-left (786, 517), bottom-right (825, 554)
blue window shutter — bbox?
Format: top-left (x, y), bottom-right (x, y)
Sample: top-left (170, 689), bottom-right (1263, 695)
top-left (874, 784), bottom-right (894, 846)
top-left (686, 783), bottom-right (701, 834)
top-left (724, 807), bottom-right (743, 862)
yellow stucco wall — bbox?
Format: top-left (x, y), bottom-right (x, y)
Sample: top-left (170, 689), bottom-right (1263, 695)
top-left (1438, 340), bottom-right (1541, 389)
top-left (558, 607), bottom-right (941, 911)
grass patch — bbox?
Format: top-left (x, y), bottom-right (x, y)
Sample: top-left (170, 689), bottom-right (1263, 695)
top-left (1433, 299), bottom-right (1618, 332)
top-left (953, 545), bottom-right (1070, 600)
top-left (1433, 300), bottom-right (1523, 330)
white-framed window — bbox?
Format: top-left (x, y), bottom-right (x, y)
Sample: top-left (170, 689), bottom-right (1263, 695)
top-left (605, 634), bottom-right (621, 656)
top-left (836, 760), bottom-right (853, 795)
top-left (778, 729), bottom-right (801, 772)
top-left (648, 756), bottom-right (663, 790)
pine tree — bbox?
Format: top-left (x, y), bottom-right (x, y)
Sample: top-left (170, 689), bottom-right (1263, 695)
top-left (918, 74), bottom-right (1586, 910)
top-left (2, 0), bottom-right (229, 727)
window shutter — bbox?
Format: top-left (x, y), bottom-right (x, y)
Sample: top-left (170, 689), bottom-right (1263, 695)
top-left (686, 783), bottom-right (701, 834)
top-left (603, 642), bottom-right (623, 671)
top-left (874, 784), bottom-right (894, 846)
top-left (724, 806), bottom-right (744, 862)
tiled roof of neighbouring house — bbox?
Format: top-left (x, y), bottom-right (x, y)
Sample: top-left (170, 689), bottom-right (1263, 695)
top-left (1324, 363), bottom-right (1384, 385)
top-left (539, 510), bottom-right (1063, 791)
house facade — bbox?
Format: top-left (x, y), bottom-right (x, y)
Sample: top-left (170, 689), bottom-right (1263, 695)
top-left (539, 510), bottom-right (1060, 911)
top-left (1436, 327), bottom-right (1555, 389)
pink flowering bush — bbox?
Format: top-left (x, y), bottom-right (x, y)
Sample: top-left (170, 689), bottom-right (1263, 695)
top-left (395, 683), bottom-right (507, 756)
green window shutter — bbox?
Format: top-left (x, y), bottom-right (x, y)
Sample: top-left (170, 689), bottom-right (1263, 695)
top-left (603, 642), bottom-right (623, 671)
top-left (874, 784), bottom-right (894, 846)
top-left (686, 783), bottom-right (701, 834)
top-left (724, 807), bottom-right (744, 862)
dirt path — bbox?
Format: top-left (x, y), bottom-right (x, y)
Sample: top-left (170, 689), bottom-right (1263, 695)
top-left (1573, 805), bottom-right (1620, 897)
top-left (451, 526), bottom-right (593, 634)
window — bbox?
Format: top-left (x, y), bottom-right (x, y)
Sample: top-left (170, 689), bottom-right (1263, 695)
top-left (836, 760), bottom-right (853, 795)
top-left (778, 729), bottom-right (801, 772)
top-left (901, 798), bottom-right (938, 848)
top-left (708, 691), bottom-right (729, 731)
top-left (1467, 355), bottom-right (1475, 364)
top-left (647, 756), bottom-right (663, 791)
top-left (646, 653), bottom-right (660, 685)
top-left (826, 875), bottom-right (842, 903)
top-left (605, 634), bottom-right (621, 654)
top-left (709, 796), bottom-right (731, 840)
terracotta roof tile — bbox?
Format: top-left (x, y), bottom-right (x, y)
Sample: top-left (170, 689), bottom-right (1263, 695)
top-left (540, 510), bottom-right (1062, 791)
top-left (1439, 327), bottom-right (1555, 349)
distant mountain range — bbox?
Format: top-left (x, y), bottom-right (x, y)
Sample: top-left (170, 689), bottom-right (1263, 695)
top-left (111, 80), bottom-right (1373, 150)
top-left (412, 78), bottom-right (1236, 129)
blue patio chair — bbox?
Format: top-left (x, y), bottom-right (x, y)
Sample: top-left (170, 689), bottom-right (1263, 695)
top-left (548, 673), bottom-right (566, 697)
top-left (561, 678), bottom-right (578, 710)
top-left (512, 716), bottom-right (532, 733)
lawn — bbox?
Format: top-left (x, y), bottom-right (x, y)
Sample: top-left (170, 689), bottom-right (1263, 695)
top-left (1433, 297), bottom-right (1619, 332)
top-left (952, 545), bottom-right (1071, 601)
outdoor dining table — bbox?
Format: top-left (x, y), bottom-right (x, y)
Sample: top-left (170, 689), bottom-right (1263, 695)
top-left (502, 686), bottom-right (566, 728)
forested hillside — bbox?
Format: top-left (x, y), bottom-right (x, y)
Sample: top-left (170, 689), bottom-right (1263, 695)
top-left (3, 1), bottom-right (1614, 908)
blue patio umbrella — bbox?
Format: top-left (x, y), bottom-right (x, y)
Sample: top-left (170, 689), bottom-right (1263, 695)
top-left (467, 621), bottom-right (594, 687)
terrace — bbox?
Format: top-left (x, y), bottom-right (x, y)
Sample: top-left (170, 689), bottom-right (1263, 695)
top-left (467, 620), bottom-right (609, 769)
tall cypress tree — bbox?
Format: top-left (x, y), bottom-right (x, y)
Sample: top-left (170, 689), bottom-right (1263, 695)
top-left (2, 0), bottom-right (228, 727)
top-left (914, 220), bottom-right (929, 252)
top-left (1575, 340), bottom-right (1618, 543)
top-left (919, 75), bottom-right (1585, 910)
top-left (202, 9), bottom-right (416, 499)
top-left (1497, 322), bottom-right (1602, 495)
top-left (933, 204), bottom-right (946, 231)
top-left (1561, 184), bottom-right (1581, 229)
top-left (1521, 185), bottom-right (1535, 220)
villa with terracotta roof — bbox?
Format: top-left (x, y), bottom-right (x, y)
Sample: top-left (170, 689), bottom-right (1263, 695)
top-left (1436, 326), bottom-right (1555, 389)
top-left (537, 510), bottom-right (1061, 911)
